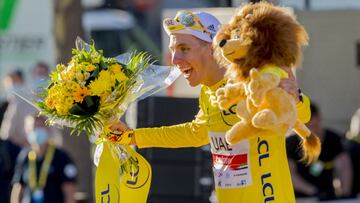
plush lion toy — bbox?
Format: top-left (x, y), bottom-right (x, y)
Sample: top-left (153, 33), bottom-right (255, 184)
top-left (214, 2), bottom-right (320, 163)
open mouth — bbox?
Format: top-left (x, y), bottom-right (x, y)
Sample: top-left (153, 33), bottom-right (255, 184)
top-left (224, 51), bottom-right (235, 56)
top-left (180, 67), bottom-right (192, 79)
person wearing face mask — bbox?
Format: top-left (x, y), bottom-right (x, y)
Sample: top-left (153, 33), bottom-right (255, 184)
top-left (30, 62), bottom-right (50, 93)
top-left (0, 69), bottom-right (35, 147)
top-left (11, 114), bottom-right (78, 203)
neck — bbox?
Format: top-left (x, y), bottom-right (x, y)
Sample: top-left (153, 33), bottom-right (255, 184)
top-left (32, 142), bottom-right (49, 157)
top-left (203, 60), bottom-right (226, 87)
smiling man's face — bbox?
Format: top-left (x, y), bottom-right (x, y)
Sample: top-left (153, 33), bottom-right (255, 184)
top-left (169, 34), bottom-right (213, 87)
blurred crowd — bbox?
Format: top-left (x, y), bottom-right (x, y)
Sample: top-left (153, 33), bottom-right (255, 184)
top-left (286, 103), bottom-right (360, 201)
top-left (0, 63), bottom-right (78, 203)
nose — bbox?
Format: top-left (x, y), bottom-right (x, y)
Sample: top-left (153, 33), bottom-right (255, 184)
top-left (171, 51), bottom-right (183, 65)
top-left (219, 39), bottom-right (227, 48)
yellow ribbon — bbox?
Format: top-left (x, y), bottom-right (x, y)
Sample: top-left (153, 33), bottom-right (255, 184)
top-left (95, 143), bottom-right (152, 203)
top-left (28, 143), bottom-right (55, 191)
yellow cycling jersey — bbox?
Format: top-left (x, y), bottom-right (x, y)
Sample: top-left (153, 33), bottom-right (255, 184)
top-left (134, 68), bottom-right (310, 203)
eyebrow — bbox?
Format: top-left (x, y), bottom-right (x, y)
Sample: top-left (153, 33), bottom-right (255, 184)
top-left (169, 43), bottom-right (188, 51)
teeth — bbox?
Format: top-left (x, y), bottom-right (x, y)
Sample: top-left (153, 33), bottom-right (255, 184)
top-left (178, 66), bottom-right (192, 79)
top-left (184, 72), bottom-right (190, 79)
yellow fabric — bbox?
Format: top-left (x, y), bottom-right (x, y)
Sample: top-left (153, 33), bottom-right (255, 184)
top-left (134, 77), bottom-right (310, 203)
top-left (261, 65), bottom-right (311, 123)
top-left (95, 143), bottom-right (152, 203)
top-left (215, 133), bottom-right (295, 203)
top-left (260, 65), bottom-right (289, 79)
top-left (297, 94), bottom-right (311, 123)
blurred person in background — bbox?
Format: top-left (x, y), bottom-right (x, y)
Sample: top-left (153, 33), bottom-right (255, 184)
top-left (287, 103), bottom-right (353, 200)
top-left (344, 108), bottom-right (360, 197)
top-left (0, 69), bottom-right (35, 147)
top-left (0, 136), bottom-right (21, 202)
top-left (11, 114), bottom-right (77, 203)
top-left (0, 70), bottom-right (24, 202)
top-left (31, 62), bottom-right (50, 92)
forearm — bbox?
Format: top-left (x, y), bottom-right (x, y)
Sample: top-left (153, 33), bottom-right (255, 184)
top-left (134, 122), bottom-right (209, 148)
top-left (291, 173), bottom-right (317, 195)
top-left (62, 182), bottom-right (77, 203)
top-left (10, 183), bottom-right (23, 203)
top-left (288, 160), bottom-right (317, 195)
top-left (335, 153), bottom-right (353, 196)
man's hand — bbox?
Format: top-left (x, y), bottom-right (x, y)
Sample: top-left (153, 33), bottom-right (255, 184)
top-left (279, 67), bottom-right (300, 103)
top-left (109, 121), bottom-right (136, 145)
top-left (110, 120), bottom-right (130, 132)
top-left (216, 79), bottom-right (245, 109)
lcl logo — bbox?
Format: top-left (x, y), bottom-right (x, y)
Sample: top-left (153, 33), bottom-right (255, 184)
top-left (101, 184), bottom-right (110, 203)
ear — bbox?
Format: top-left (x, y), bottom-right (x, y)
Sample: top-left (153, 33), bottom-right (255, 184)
top-left (250, 68), bottom-right (259, 80)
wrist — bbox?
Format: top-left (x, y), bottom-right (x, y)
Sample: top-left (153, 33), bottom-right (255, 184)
top-left (127, 129), bottom-right (136, 145)
top-left (305, 186), bottom-right (318, 196)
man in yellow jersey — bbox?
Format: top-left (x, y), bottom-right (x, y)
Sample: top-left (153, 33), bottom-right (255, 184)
top-left (113, 10), bottom-right (311, 203)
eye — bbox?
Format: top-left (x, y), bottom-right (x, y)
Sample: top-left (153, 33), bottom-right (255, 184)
top-left (180, 47), bottom-right (189, 53)
top-left (230, 28), bottom-right (241, 40)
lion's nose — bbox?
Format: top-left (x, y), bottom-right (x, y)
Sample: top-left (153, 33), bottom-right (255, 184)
top-left (219, 39), bottom-right (227, 48)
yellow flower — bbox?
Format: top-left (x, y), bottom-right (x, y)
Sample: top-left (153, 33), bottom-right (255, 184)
top-left (99, 92), bottom-right (110, 103)
top-left (56, 106), bottom-right (68, 116)
top-left (76, 71), bottom-right (85, 82)
top-left (90, 52), bottom-right (101, 64)
top-left (67, 81), bottom-right (81, 93)
top-left (115, 71), bottom-right (128, 82)
top-left (110, 64), bottom-right (128, 82)
top-left (60, 64), bottom-right (76, 81)
top-left (45, 96), bottom-right (56, 109)
top-left (73, 87), bottom-right (90, 103)
top-left (88, 71), bottom-right (112, 96)
top-left (85, 64), bottom-right (96, 72)
top-left (110, 64), bottom-right (122, 74)
top-left (56, 64), bottom-right (66, 72)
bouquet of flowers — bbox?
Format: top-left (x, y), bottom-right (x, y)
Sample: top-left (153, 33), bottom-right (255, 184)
top-left (38, 39), bottom-right (145, 135)
top-left (17, 37), bottom-right (180, 202)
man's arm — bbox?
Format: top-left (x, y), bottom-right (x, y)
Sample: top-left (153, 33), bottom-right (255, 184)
top-left (111, 109), bottom-right (209, 148)
top-left (279, 67), bottom-right (311, 123)
top-left (134, 121), bottom-right (209, 148)
top-left (334, 152), bottom-right (353, 197)
top-left (62, 182), bottom-right (77, 203)
top-left (288, 159), bottom-right (318, 195)
top-left (10, 182), bottom-right (23, 203)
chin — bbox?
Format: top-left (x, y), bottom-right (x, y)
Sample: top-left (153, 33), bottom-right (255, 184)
top-left (187, 80), bottom-right (200, 87)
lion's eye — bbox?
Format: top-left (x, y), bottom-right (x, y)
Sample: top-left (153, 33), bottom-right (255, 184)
top-left (231, 28), bottom-right (241, 40)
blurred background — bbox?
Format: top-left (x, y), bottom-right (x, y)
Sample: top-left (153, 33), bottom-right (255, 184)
top-left (1, 0), bottom-right (360, 202)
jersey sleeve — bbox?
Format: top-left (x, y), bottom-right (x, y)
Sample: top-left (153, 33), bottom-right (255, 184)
top-left (135, 87), bottom-right (209, 149)
top-left (134, 109), bottom-right (209, 148)
top-left (296, 94), bottom-right (311, 123)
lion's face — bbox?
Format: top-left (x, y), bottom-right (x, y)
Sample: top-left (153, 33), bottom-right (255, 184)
top-left (217, 28), bottom-right (250, 63)
top-left (214, 2), bottom-right (308, 80)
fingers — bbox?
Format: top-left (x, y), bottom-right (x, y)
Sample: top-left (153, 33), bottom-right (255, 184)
top-left (280, 79), bottom-right (300, 103)
top-left (110, 121), bottom-right (129, 132)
